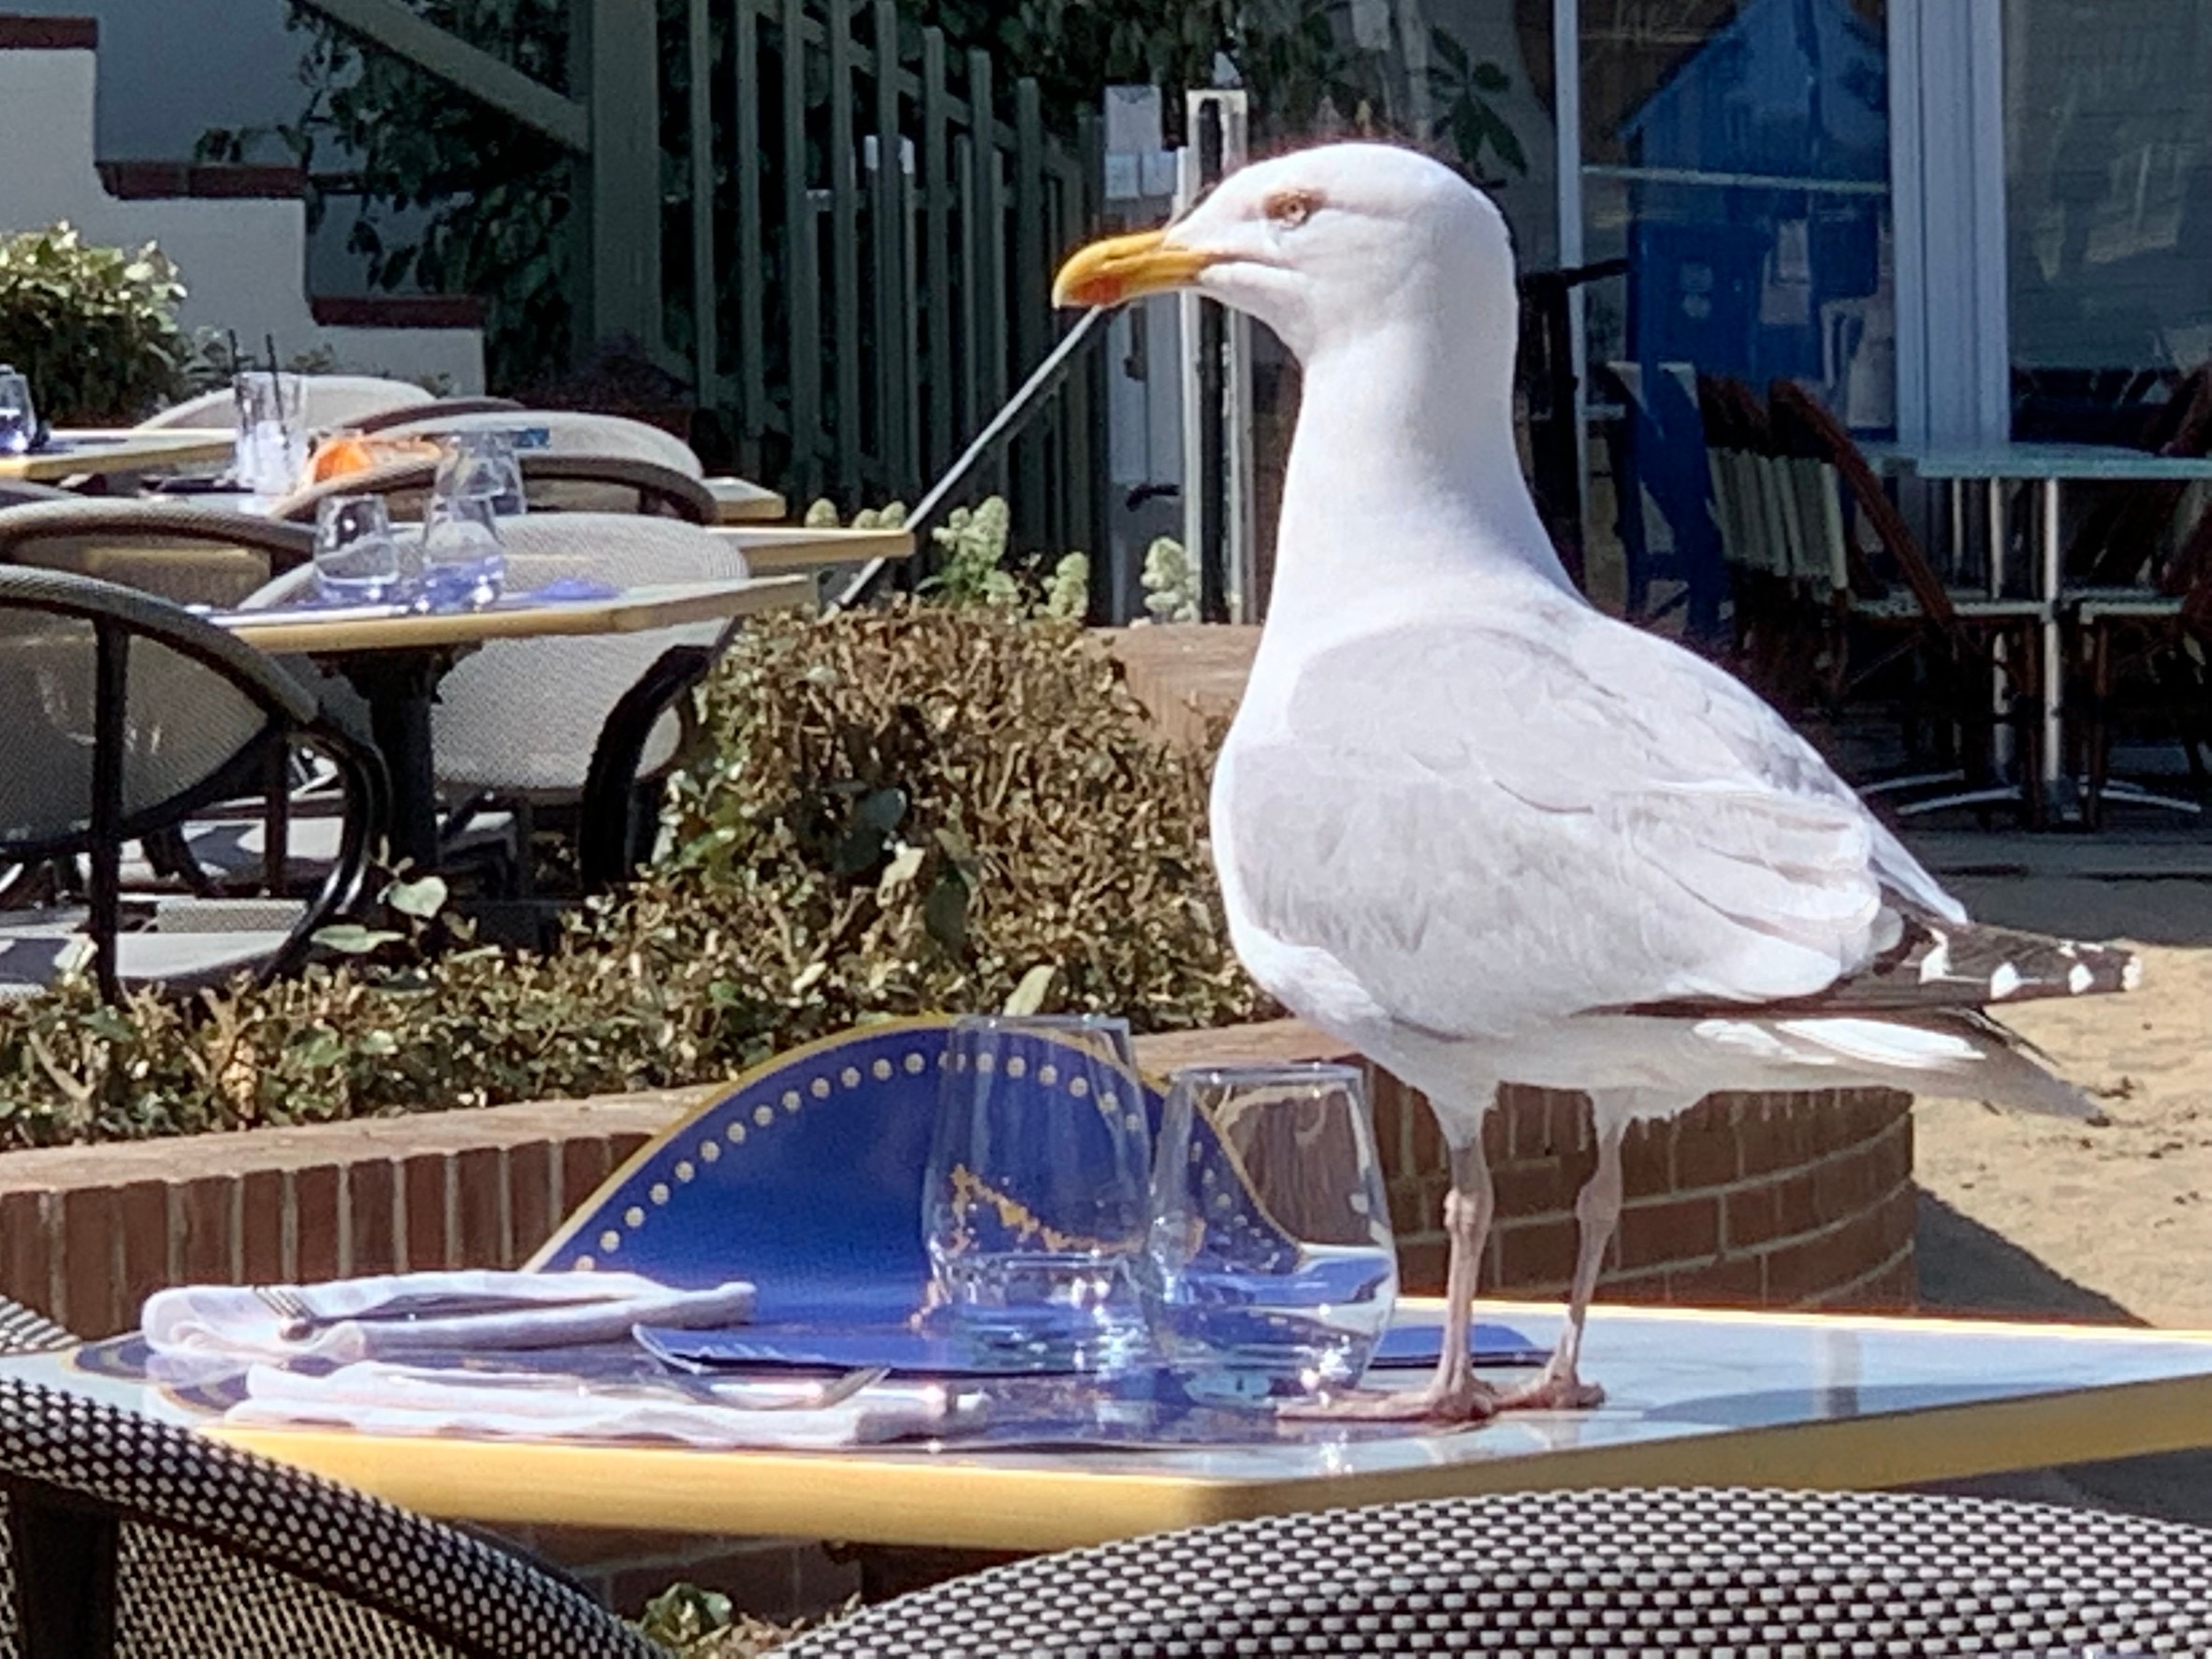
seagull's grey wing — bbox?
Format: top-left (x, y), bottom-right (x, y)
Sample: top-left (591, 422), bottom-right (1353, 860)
top-left (1221, 617), bottom-right (1915, 1042)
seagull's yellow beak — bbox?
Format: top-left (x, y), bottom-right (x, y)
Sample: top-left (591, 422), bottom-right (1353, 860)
top-left (1052, 229), bottom-right (1217, 309)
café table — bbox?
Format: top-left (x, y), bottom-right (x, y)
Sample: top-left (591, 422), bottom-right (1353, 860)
top-left (705, 475), bottom-right (787, 524)
top-left (0, 428), bottom-right (235, 487)
top-left (212, 573), bottom-right (816, 870)
top-left (12, 1302), bottom-right (2212, 1553)
top-left (710, 522), bottom-right (915, 575)
top-left (1862, 440), bottom-right (2212, 815)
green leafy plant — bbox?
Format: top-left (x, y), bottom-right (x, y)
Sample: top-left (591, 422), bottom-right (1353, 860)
top-left (1140, 535), bottom-right (1201, 623)
top-left (0, 605), bottom-right (1267, 1148)
top-left (0, 225), bottom-right (189, 425)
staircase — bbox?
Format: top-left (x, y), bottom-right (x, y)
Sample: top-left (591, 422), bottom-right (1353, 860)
top-left (0, 16), bottom-right (485, 392)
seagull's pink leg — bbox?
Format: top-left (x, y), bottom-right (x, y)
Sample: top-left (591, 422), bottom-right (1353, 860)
top-left (1283, 1122), bottom-right (1499, 1423)
top-left (1499, 1116), bottom-right (1623, 1412)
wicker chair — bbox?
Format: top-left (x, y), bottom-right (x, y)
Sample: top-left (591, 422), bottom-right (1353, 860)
top-left (0, 1376), bottom-right (660, 1658)
top-left (134, 376), bottom-right (438, 435)
top-left (0, 568), bottom-right (385, 1002)
top-left (0, 481), bottom-right (75, 510)
top-left (782, 1488), bottom-right (2212, 1656)
top-left (243, 513), bottom-right (749, 888)
top-left (0, 501), bottom-right (313, 609)
top-left (368, 409), bottom-right (705, 477)
top-left (269, 451), bottom-right (717, 528)
top-left (1767, 380), bottom-right (2053, 823)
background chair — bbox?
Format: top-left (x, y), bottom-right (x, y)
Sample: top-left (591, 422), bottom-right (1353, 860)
top-left (0, 1375), bottom-right (659, 1659)
top-left (2072, 493), bottom-right (2212, 827)
top-left (243, 514), bottom-right (750, 894)
top-left (370, 408), bottom-right (706, 477)
top-left (134, 375), bottom-right (439, 435)
top-left (0, 568), bottom-right (384, 1003)
top-left (0, 501), bottom-right (313, 608)
top-left (781, 1488), bottom-right (2212, 1656)
top-left (1767, 380), bottom-right (2051, 824)
top-left (269, 451), bottom-right (717, 528)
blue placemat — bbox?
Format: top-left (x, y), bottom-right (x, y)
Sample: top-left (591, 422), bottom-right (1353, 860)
top-left (637, 1317), bottom-right (1546, 1377)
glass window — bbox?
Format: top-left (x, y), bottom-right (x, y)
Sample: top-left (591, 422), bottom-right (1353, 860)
top-left (2006, 0), bottom-right (2212, 440)
top-left (1576, 0), bottom-right (1891, 626)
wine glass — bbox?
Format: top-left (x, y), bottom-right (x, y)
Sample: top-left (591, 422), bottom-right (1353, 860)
top-left (0, 365), bottom-right (37, 458)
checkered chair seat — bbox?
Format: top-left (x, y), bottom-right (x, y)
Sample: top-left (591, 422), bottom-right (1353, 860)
top-left (784, 1486), bottom-right (2212, 1656)
top-left (0, 1377), bottom-right (657, 1658)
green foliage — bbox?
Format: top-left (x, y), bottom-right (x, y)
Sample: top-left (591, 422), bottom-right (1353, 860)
top-left (1141, 535), bottom-right (1201, 623)
top-left (923, 498), bottom-right (1021, 609)
top-left (0, 607), bottom-right (1266, 1149)
top-left (634, 1581), bottom-right (843, 1655)
top-left (1041, 551), bottom-right (1092, 622)
top-left (0, 225), bottom-right (189, 425)
top-left (221, 0), bottom-right (575, 386)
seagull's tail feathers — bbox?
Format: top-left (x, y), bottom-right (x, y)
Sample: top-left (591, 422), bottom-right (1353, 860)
top-left (1632, 915), bottom-right (2140, 1019)
top-left (1762, 1009), bottom-right (2103, 1123)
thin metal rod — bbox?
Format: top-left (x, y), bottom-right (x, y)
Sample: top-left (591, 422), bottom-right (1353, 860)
top-left (830, 306), bottom-right (1110, 611)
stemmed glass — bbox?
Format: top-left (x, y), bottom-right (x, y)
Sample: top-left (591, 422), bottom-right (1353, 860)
top-left (1143, 1064), bottom-right (1398, 1401)
top-left (922, 1014), bottom-right (1152, 1370)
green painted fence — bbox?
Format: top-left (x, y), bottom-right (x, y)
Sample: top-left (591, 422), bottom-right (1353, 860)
top-left (296, 0), bottom-right (1106, 556)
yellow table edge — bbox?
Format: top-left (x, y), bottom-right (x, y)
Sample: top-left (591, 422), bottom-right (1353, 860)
top-left (207, 1302), bottom-right (2212, 1551)
top-left (217, 574), bottom-right (816, 654)
top-left (712, 524), bottom-right (915, 573)
top-left (705, 477), bottom-right (787, 523)
top-left (0, 429), bottom-right (235, 483)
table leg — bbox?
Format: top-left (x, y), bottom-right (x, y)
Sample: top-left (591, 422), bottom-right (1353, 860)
top-left (2041, 477), bottom-right (2065, 791)
top-left (329, 653), bottom-right (449, 873)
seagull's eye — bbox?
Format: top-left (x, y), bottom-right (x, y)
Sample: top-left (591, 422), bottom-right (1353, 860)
top-left (1263, 188), bottom-right (1321, 229)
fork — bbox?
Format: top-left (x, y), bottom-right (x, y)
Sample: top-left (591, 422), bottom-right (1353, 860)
top-left (674, 1365), bottom-right (893, 1412)
top-left (251, 1285), bottom-right (615, 1342)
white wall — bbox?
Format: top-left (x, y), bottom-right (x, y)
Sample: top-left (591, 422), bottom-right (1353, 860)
top-left (0, 45), bottom-right (483, 392)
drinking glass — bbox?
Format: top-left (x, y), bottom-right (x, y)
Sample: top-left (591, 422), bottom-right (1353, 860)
top-left (415, 438), bottom-right (508, 615)
top-left (0, 365), bottom-right (36, 457)
top-left (312, 495), bottom-right (406, 604)
top-left (922, 1014), bottom-right (1152, 1369)
top-left (1144, 1064), bottom-right (1398, 1401)
top-left (433, 429), bottom-right (527, 517)
top-left (232, 371), bottom-right (307, 493)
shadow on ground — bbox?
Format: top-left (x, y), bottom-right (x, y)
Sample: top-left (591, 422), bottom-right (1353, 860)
top-left (1913, 1194), bottom-right (2212, 1525)
top-left (1914, 1194), bottom-right (2140, 1323)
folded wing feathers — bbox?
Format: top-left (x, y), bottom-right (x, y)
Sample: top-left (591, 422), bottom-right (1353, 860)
top-left (1630, 911), bottom-right (2139, 1017)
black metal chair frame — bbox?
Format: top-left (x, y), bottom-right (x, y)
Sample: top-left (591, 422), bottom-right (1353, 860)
top-left (0, 567), bottom-right (386, 1002)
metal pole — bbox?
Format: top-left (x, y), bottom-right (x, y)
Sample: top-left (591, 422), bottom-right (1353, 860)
top-left (829, 309), bottom-right (1111, 611)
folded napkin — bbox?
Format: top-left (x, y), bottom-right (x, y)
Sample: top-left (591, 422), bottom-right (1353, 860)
top-left (226, 1361), bottom-right (982, 1449)
top-left (144, 1271), bottom-right (755, 1365)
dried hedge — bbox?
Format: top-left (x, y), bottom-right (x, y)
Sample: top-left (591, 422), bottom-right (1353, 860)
top-left (0, 604), bottom-right (1268, 1149)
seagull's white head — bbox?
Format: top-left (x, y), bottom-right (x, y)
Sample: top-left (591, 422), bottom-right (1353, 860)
top-left (1053, 142), bottom-right (1516, 364)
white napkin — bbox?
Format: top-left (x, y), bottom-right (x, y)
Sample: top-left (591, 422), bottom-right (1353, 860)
top-left (226, 1361), bottom-right (984, 1449)
top-left (143, 1271), bottom-right (755, 1364)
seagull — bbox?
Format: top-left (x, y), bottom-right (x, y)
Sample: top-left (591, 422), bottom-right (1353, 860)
top-left (1053, 142), bottom-right (2138, 1421)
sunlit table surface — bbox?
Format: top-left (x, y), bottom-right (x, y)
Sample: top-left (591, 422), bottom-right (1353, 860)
top-left (711, 522), bottom-right (914, 574)
top-left (705, 475), bottom-right (787, 523)
top-left (208, 573), bottom-right (816, 656)
top-left (0, 428), bottom-right (235, 483)
top-left (9, 1302), bottom-right (2212, 1552)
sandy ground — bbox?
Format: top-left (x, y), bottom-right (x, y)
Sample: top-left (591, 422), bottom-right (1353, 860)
top-left (1907, 857), bottom-right (2212, 1332)
top-left (1891, 840), bottom-right (2212, 1520)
